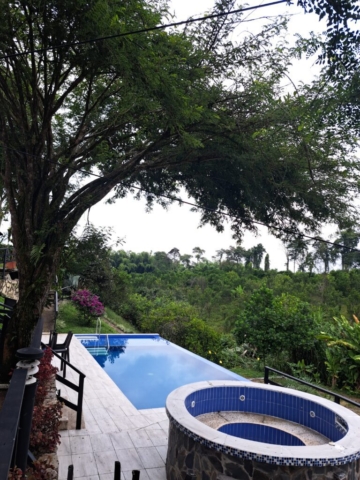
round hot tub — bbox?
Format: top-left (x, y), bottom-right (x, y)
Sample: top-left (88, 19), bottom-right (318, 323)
top-left (166, 381), bottom-right (360, 480)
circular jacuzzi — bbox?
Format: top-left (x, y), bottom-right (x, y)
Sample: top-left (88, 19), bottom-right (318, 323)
top-left (166, 381), bottom-right (360, 479)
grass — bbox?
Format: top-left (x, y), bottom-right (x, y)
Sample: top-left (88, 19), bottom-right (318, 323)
top-left (57, 300), bottom-right (116, 334)
top-left (231, 365), bottom-right (264, 379)
top-left (104, 307), bottom-right (139, 333)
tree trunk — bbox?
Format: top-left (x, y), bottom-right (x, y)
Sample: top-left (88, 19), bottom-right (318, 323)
top-left (0, 248), bottom-right (60, 381)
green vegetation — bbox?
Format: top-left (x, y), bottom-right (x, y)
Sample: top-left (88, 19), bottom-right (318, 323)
top-left (57, 301), bottom-right (116, 334)
top-left (103, 247), bottom-right (360, 393)
top-left (104, 308), bottom-right (139, 334)
top-left (57, 226), bottom-right (360, 396)
top-left (230, 366), bottom-right (263, 379)
top-left (58, 219), bottom-right (360, 392)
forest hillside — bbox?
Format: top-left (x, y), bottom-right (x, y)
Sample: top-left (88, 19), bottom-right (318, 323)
top-left (60, 225), bottom-right (360, 395)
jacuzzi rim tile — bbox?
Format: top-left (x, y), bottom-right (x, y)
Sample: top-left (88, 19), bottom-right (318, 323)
top-left (166, 380), bottom-right (360, 467)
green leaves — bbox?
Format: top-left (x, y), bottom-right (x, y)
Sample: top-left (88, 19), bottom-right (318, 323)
top-left (234, 287), bottom-right (316, 363)
top-left (30, 243), bottom-right (46, 266)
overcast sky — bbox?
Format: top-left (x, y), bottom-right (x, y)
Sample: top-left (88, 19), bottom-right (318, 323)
top-left (77, 0), bottom-right (329, 270)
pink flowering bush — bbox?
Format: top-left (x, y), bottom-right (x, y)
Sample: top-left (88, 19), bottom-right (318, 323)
top-left (71, 289), bottom-right (104, 325)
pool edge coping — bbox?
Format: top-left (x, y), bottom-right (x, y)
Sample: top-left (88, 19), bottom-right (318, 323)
top-left (166, 380), bottom-right (360, 466)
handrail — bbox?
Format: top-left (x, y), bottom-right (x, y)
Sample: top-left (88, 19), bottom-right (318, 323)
top-left (30, 316), bottom-right (44, 349)
top-left (42, 342), bottom-right (86, 429)
top-left (0, 316), bottom-right (44, 478)
top-left (95, 317), bottom-right (101, 335)
top-left (264, 366), bottom-right (360, 408)
top-left (54, 291), bottom-right (59, 315)
top-left (0, 368), bottom-right (27, 479)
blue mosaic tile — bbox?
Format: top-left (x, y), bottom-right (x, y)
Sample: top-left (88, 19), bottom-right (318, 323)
top-left (168, 385), bottom-right (359, 467)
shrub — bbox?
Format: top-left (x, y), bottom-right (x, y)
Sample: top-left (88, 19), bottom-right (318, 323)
top-left (35, 347), bottom-right (58, 406)
top-left (31, 348), bottom-right (61, 455)
top-left (71, 289), bottom-right (104, 324)
top-left (30, 402), bottom-right (62, 455)
top-left (9, 459), bottom-right (57, 479)
top-left (234, 287), bottom-right (317, 365)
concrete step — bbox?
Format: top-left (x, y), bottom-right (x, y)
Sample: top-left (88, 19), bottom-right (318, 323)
top-left (59, 413), bottom-right (68, 431)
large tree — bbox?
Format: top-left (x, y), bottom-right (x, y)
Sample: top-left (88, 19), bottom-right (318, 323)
top-left (0, 0), bottom-right (359, 376)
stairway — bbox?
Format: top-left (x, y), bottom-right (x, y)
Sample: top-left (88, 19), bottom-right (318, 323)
top-left (86, 346), bottom-right (108, 356)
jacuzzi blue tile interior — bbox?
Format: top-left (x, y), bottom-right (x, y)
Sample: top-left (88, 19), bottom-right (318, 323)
top-left (218, 423), bottom-right (305, 446)
top-left (186, 386), bottom-right (348, 442)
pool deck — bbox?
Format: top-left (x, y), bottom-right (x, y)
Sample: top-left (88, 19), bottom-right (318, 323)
top-left (51, 334), bottom-right (168, 480)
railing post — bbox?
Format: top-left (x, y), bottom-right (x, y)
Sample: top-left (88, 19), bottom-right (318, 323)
top-left (76, 373), bottom-right (85, 430)
top-left (14, 346), bottom-right (44, 471)
top-left (334, 395), bottom-right (341, 404)
top-left (67, 465), bottom-right (74, 480)
top-left (264, 366), bottom-right (269, 384)
top-left (14, 317), bottom-right (44, 472)
top-left (114, 461), bottom-right (121, 480)
top-left (132, 470), bottom-right (140, 480)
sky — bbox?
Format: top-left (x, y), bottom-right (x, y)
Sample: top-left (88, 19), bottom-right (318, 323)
top-left (77, 0), bottom-right (330, 270)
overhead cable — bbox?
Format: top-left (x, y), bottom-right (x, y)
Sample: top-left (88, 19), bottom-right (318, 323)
top-left (0, 0), bottom-right (289, 61)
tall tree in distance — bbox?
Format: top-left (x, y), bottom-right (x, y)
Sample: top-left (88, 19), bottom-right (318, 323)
top-left (312, 237), bottom-right (339, 273)
top-left (168, 248), bottom-right (181, 264)
top-left (247, 244), bottom-right (266, 269)
top-left (180, 254), bottom-right (192, 269)
top-left (192, 247), bottom-right (206, 263)
top-left (285, 238), bottom-right (309, 272)
top-left (334, 230), bottom-right (360, 270)
top-left (264, 253), bottom-right (270, 272)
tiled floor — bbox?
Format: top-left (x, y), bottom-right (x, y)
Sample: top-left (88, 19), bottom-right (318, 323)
top-left (50, 335), bottom-right (168, 480)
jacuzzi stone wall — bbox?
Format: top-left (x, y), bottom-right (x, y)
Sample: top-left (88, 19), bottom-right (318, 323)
top-left (166, 381), bottom-right (360, 480)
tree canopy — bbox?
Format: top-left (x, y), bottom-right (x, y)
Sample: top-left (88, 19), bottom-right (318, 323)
top-left (0, 0), bottom-right (360, 374)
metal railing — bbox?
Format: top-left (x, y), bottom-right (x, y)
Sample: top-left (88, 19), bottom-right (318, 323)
top-left (66, 463), bottom-right (194, 480)
top-left (41, 342), bottom-right (85, 430)
top-left (264, 366), bottom-right (360, 408)
top-left (67, 462), bottom-right (139, 480)
top-left (0, 317), bottom-right (44, 479)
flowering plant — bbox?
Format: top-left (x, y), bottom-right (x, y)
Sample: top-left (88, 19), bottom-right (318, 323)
top-left (71, 289), bottom-right (104, 324)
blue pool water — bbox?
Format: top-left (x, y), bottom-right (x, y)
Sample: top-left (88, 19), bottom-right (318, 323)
top-left (76, 334), bottom-right (247, 409)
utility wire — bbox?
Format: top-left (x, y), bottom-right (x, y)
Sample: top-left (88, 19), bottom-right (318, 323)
top-left (0, 0), bottom-right (289, 61)
top-left (2, 144), bottom-right (359, 254)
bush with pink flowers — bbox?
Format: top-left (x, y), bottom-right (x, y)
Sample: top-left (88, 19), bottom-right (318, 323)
top-left (71, 289), bottom-right (105, 325)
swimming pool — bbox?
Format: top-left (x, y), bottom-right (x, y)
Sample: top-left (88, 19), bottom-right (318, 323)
top-left (76, 334), bottom-right (248, 409)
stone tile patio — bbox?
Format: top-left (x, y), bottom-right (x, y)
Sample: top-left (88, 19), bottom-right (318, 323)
top-left (50, 335), bottom-right (168, 480)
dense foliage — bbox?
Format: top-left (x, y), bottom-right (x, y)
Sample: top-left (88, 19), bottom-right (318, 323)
top-left (59, 228), bottom-right (360, 393)
top-left (234, 287), bottom-right (317, 365)
top-left (1, 0), bottom-right (360, 380)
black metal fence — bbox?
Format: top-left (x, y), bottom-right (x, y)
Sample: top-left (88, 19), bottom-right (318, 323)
top-left (264, 365), bottom-right (360, 408)
top-left (41, 341), bottom-right (85, 430)
top-left (66, 463), bottom-right (195, 479)
top-left (0, 317), bottom-right (44, 480)
top-left (67, 462), bottom-right (140, 479)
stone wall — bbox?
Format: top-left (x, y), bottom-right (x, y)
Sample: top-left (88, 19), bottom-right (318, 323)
top-left (166, 420), bottom-right (360, 480)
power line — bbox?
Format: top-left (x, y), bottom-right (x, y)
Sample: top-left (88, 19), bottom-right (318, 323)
top-left (0, 0), bottom-right (289, 61)
top-left (2, 143), bottom-right (359, 253)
